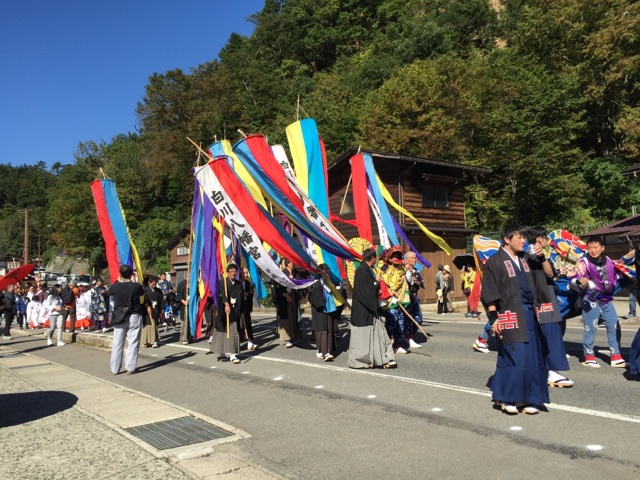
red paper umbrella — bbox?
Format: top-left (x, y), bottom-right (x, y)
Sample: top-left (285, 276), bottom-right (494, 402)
top-left (0, 263), bottom-right (35, 291)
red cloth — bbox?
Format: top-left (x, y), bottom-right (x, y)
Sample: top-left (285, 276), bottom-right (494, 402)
top-left (350, 153), bottom-right (373, 242)
top-left (468, 276), bottom-right (481, 313)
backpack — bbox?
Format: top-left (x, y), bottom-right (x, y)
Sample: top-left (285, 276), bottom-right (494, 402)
top-left (61, 286), bottom-right (75, 305)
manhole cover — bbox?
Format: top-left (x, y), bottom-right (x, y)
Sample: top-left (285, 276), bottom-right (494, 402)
top-left (125, 416), bottom-right (233, 450)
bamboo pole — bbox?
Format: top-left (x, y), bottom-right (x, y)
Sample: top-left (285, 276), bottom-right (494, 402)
top-left (187, 137), bottom-right (213, 161)
top-left (224, 269), bottom-right (230, 339)
top-left (338, 174), bottom-right (352, 215)
top-left (398, 303), bottom-right (429, 340)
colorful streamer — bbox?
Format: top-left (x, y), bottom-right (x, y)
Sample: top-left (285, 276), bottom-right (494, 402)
top-left (349, 153), bottom-right (373, 242)
top-left (366, 154), bottom-right (453, 255)
top-left (286, 118), bottom-right (341, 277)
top-left (90, 179), bottom-right (143, 283)
top-left (233, 135), bottom-right (360, 261)
top-left (188, 182), bottom-right (205, 339)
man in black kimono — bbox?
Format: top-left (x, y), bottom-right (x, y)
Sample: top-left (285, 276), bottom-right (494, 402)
top-left (309, 264), bottom-right (341, 361)
top-left (527, 226), bottom-right (573, 388)
top-left (210, 263), bottom-right (244, 363)
top-left (348, 248), bottom-right (396, 369)
top-left (481, 223), bottom-right (550, 415)
top-left (275, 258), bottom-right (301, 347)
top-left (240, 267), bottom-right (258, 350)
top-left (177, 278), bottom-right (191, 345)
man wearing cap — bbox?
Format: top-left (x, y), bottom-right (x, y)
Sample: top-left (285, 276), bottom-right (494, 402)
top-left (210, 263), bottom-right (243, 363)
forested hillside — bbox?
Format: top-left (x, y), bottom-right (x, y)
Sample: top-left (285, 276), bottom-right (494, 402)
top-left (1, 0), bottom-right (639, 274)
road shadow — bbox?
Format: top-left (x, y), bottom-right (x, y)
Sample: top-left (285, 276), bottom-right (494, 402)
top-left (0, 390), bottom-right (78, 428)
top-left (137, 351), bottom-right (196, 373)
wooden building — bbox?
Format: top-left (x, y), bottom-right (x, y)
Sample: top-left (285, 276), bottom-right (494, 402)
top-left (328, 148), bottom-right (490, 303)
top-left (165, 224), bottom-right (191, 285)
top-left (0, 254), bottom-right (23, 276)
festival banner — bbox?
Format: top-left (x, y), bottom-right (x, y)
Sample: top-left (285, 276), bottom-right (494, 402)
top-left (209, 140), bottom-right (268, 211)
top-left (199, 190), bottom-right (219, 304)
top-left (195, 159), bottom-right (316, 289)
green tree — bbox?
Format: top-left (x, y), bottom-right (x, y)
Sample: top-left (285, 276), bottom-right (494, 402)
top-left (46, 141), bottom-right (104, 258)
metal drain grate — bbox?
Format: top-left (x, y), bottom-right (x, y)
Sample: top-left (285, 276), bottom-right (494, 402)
top-left (125, 416), bottom-right (233, 450)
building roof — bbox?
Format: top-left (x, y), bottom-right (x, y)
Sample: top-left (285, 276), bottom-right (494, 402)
top-left (165, 224), bottom-right (191, 251)
top-left (621, 163), bottom-right (640, 176)
top-left (583, 214), bottom-right (640, 239)
top-left (329, 148), bottom-right (491, 175)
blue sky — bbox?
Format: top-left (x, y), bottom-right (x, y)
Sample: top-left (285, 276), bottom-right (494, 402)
top-left (0, 0), bottom-right (263, 167)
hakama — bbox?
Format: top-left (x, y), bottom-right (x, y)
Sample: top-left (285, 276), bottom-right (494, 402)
top-left (75, 292), bottom-right (93, 329)
top-left (140, 317), bottom-right (159, 346)
top-left (538, 321), bottom-right (569, 371)
top-left (491, 304), bottom-right (550, 405)
top-left (348, 317), bottom-right (395, 368)
top-left (277, 299), bottom-right (301, 342)
top-left (211, 274), bottom-right (243, 356)
top-left (210, 322), bottom-right (241, 355)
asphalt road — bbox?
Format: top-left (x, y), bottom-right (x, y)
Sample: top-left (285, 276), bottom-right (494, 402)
top-left (7, 311), bottom-right (640, 479)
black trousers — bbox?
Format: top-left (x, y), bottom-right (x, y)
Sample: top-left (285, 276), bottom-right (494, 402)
top-left (61, 307), bottom-right (77, 332)
top-left (3, 313), bottom-right (15, 336)
top-left (437, 297), bottom-right (448, 314)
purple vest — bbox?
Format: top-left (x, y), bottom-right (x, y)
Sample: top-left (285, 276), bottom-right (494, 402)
top-left (578, 257), bottom-right (616, 304)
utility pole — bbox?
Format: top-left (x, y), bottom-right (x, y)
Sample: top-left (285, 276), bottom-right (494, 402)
top-left (18, 208), bottom-right (30, 265)
top-left (36, 225), bottom-right (52, 275)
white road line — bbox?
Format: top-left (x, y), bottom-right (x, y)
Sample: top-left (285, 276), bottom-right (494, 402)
top-left (549, 403), bottom-right (640, 423)
top-left (165, 343), bottom-right (640, 424)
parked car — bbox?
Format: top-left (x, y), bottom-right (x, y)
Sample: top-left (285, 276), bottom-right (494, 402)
top-left (48, 272), bottom-right (62, 282)
top-left (73, 274), bottom-right (92, 287)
